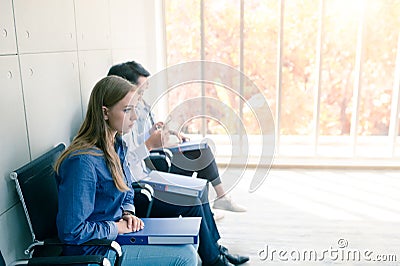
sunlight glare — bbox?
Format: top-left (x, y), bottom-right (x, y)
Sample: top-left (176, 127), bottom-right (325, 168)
top-left (329, 0), bottom-right (365, 20)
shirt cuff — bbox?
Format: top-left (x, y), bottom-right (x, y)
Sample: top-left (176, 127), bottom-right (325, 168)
top-left (107, 221), bottom-right (118, 240)
top-left (122, 204), bottom-right (136, 215)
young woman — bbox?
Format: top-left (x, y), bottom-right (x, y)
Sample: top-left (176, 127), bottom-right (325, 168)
top-left (55, 76), bottom-right (197, 265)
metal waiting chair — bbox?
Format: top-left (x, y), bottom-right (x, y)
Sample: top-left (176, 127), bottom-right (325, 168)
top-left (132, 182), bottom-right (154, 218)
top-left (9, 143), bottom-right (122, 266)
top-left (144, 149), bottom-right (173, 173)
top-left (9, 254), bottom-right (112, 266)
top-left (3, 247), bottom-right (112, 266)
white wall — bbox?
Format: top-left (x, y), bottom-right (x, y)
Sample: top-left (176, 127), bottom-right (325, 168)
top-left (0, 0), bottom-right (159, 264)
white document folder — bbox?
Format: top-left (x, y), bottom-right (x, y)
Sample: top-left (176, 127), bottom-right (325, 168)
top-left (140, 170), bottom-right (207, 198)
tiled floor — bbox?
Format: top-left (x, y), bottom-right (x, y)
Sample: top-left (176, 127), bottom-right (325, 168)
top-left (212, 168), bottom-right (400, 265)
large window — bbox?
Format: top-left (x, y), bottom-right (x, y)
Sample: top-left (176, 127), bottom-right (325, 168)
top-left (163, 0), bottom-right (400, 163)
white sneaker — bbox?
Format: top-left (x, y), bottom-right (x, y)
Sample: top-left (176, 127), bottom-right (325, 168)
top-left (213, 210), bottom-right (225, 221)
top-left (213, 196), bottom-right (247, 212)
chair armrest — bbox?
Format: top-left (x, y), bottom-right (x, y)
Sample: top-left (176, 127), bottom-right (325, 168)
top-left (10, 255), bottom-right (111, 266)
top-left (145, 154), bottom-right (171, 172)
top-left (132, 182), bottom-right (154, 198)
top-left (150, 148), bottom-right (173, 159)
top-left (132, 182), bottom-right (154, 218)
top-left (26, 239), bottom-right (122, 266)
top-left (146, 148), bottom-right (173, 172)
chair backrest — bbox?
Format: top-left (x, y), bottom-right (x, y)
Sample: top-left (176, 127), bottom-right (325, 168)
top-left (10, 143), bottom-right (66, 242)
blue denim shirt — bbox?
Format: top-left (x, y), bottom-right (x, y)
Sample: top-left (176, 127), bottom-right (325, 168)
top-left (56, 145), bottom-right (135, 245)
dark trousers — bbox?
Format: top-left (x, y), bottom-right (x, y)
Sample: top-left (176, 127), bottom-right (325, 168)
top-left (135, 189), bottom-right (221, 264)
top-left (169, 146), bottom-right (222, 186)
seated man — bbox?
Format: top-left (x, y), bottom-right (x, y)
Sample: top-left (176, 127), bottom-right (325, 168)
top-left (107, 63), bottom-right (250, 265)
top-left (108, 61), bottom-right (246, 212)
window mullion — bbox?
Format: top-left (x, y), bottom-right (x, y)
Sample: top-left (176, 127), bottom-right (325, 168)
top-left (276, 0), bottom-right (285, 156)
top-left (200, 0), bottom-right (206, 137)
top-left (350, 2), bottom-right (366, 157)
top-left (239, 0), bottom-right (244, 157)
top-left (312, 0), bottom-right (325, 155)
top-left (389, 34), bottom-right (400, 156)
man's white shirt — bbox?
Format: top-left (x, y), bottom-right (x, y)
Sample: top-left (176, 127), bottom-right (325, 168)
top-left (123, 125), bottom-right (150, 183)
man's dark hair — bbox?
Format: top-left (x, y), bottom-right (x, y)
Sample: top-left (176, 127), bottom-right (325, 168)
top-left (107, 61), bottom-right (150, 85)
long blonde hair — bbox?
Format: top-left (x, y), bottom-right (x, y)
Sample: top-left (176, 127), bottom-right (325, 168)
top-left (55, 75), bottom-right (136, 191)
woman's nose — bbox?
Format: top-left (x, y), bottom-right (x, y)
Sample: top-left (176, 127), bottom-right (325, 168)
top-left (131, 109), bottom-right (137, 121)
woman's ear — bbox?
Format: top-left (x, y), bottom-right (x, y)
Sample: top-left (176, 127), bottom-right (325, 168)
top-left (102, 106), bottom-right (109, 120)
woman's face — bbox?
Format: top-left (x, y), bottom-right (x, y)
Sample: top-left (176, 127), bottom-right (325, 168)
top-left (105, 90), bottom-right (139, 135)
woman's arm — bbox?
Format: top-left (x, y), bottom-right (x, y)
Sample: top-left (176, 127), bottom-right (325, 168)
top-left (57, 155), bottom-right (118, 244)
top-left (121, 182), bottom-right (135, 215)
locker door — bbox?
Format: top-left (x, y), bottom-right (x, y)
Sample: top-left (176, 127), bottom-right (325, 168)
top-left (78, 49), bottom-right (112, 115)
top-left (75, 0), bottom-right (111, 50)
top-left (20, 52), bottom-right (82, 158)
top-left (109, 0), bottom-right (146, 49)
top-left (0, 55), bottom-right (30, 214)
top-left (0, 0), bottom-right (17, 55)
top-left (13, 0), bottom-right (76, 53)
top-left (0, 205), bottom-right (31, 266)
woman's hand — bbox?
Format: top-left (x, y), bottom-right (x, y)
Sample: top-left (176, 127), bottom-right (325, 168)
top-left (116, 214), bottom-right (144, 234)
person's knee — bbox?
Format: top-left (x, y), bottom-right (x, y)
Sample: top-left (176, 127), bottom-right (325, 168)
top-left (177, 245), bottom-right (198, 265)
